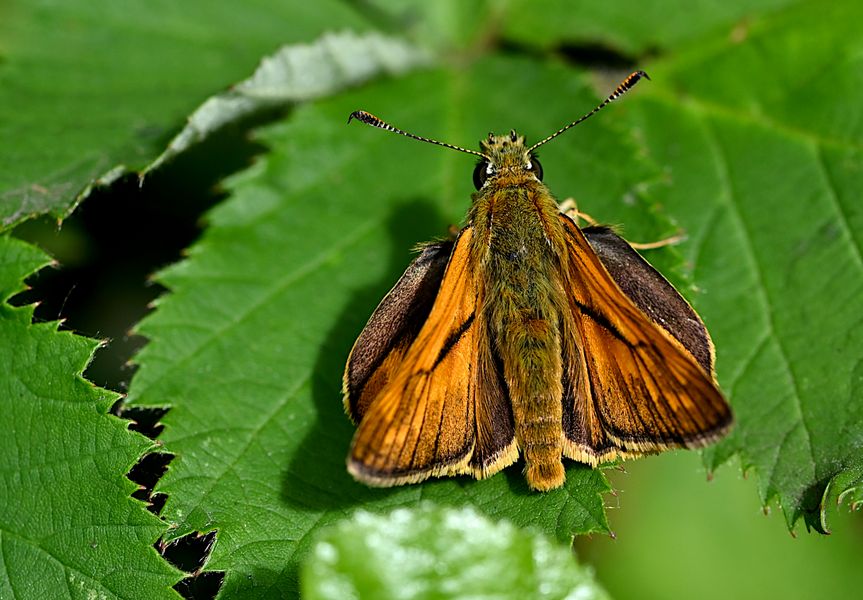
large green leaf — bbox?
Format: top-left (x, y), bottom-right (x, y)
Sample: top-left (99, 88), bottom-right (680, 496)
top-left (354, 1), bottom-right (507, 51)
top-left (0, 236), bottom-right (182, 598)
top-left (121, 6), bottom-right (863, 594)
top-left (302, 504), bottom-right (610, 600)
top-left (0, 0), bottom-right (367, 229)
top-left (632, 0), bottom-right (863, 531)
top-left (126, 56), bottom-right (657, 597)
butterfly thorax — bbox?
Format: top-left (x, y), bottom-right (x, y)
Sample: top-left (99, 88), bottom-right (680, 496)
top-left (466, 131), bottom-right (570, 491)
top-left (470, 131), bottom-right (567, 265)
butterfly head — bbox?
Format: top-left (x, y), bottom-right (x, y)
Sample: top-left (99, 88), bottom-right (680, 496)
top-left (474, 130), bottom-right (543, 190)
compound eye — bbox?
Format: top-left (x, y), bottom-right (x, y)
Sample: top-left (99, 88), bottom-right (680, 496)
top-left (473, 160), bottom-right (491, 189)
top-left (527, 157), bottom-right (543, 181)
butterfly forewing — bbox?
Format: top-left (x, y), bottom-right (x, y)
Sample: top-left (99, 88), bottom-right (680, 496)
top-left (559, 216), bottom-right (732, 464)
top-left (344, 241), bottom-right (453, 422)
top-left (347, 230), bottom-right (517, 485)
top-left (582, 226), bottom-right (714, 374)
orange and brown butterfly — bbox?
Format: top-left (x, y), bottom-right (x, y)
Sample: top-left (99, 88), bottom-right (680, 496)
top-left (342, 71), bottom-right (733, 492)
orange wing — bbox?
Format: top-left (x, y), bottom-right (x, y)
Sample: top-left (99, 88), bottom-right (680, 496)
top-left (348, 228), bottom-right (517, 486)
top-left (558, 216), bottom-right (733, 465)
top-left (344, 241), bottom-right (453, 422)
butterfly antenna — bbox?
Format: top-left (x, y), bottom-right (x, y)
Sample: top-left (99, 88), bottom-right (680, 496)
top-left (348, 110), bottom-right (489, 160)
top-left (528, 70), bottom-right (650, 153)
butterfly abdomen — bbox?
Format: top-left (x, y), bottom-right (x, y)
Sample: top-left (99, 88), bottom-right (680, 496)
top-left (479, 184), bottom-right (569, 491)
top-left (496, 303), bottom-right (565, 491)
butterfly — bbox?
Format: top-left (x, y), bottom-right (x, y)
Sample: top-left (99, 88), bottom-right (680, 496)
top-left (342, 71), bottom-right (733, 491)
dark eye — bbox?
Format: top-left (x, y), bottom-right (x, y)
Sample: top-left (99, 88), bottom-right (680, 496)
top-left (473, 160), bottom-right (490, 190)
top-left (527, 157), bottom-right (543, 181)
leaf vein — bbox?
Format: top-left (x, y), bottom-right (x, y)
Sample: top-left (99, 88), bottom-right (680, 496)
top-left (701, 118), bottom-right (817, 486)
top-left (812, 144), bottom-right (863, 272)
top-left (163, 373), bottom-right (311, 511)
top-left (138, 214), bottom-right (381, 396)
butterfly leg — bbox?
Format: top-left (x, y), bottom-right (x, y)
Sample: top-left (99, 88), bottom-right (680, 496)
top-left (561, 197), bottom-right (686, 251)
top-left (558, 198), bottom-right (600, 228)
top-left (627, 230), bottom-right (686, 250)
top-left (558, 197), bottom-right (578, 217)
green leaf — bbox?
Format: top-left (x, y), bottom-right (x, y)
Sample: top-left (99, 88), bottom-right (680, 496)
top-left (145, 31), bottom-right (432, 175)
top-left (125, 55), bottom-right (659, 596)
top-left (629, 0), bottom-right (863, 531)
top-left (0, 235), bottom-right (182, 598)
top-left (301, 504), bottom-right (610, 600)
top-left (0, 0), bottom-right (368, 229)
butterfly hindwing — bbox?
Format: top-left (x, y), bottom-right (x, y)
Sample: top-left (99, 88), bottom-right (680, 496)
top-left (559, 216), bottom-right (732, 464)
top-left (469, 338), bottom-right (518, 477)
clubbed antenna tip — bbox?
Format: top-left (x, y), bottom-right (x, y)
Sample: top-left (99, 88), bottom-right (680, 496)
top-left (528, 70), bottom-right (650, 152)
